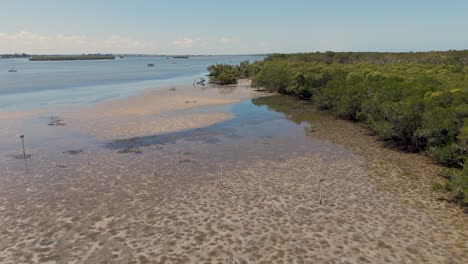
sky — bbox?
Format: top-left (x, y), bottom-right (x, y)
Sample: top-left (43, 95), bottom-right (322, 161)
top-left (1, 0), bottom-right (467, 55)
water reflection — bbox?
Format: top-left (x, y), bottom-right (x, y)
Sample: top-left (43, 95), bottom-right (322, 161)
top-left (106, 96), bottom-right (309, 150)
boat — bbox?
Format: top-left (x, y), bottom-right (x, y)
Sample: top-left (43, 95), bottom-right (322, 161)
top-left (185, 63), bottom-right (190, 66)
top-left (172, 56), bottom-right (189, 59)
top-left (147, 63), bottom-right (155, 67)
top-left (8, 67), bottom-right (17, 72)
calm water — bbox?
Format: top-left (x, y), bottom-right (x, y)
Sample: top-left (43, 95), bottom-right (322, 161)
top-left (0, 55), bottom-right (263, 111)
top-left (107, 98), bottom-right (306, 148)
top-left (2, 95), bottom-right (349, 173)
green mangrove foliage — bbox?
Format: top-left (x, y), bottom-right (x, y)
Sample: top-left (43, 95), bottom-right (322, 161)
top-left (208, 51), bottom-right (468, 205)
top-left (207, 60), bottom-right (262, 85)
top-left (265, 50), bottom-right (468, 65)
top-left (433, 162), bottom-right (468, 205)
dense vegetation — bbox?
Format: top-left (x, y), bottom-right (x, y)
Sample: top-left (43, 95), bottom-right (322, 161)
top-left (207, 61), bottom-right (262, 84)
top-left (30, 55), bottom-right (115, 61)
top-left (1, 53), bottom-right (29, 59)
top-left (265, 50), bottom-right (468, 65)
top-left (208, 51), bottom-right (468, 205)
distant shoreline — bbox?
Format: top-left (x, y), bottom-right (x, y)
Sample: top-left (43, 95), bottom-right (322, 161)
top-left (29, 55), bottom-right (115, 61)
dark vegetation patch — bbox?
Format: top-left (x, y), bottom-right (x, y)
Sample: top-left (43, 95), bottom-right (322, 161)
top-left (63, 149), bottom-right (83, 155)
top-left (117, 147), bottom-right (143, 154)
top-left (48, 116), bottom-right (66, 126)
top-left (10, 154), bottom-right (32, 159)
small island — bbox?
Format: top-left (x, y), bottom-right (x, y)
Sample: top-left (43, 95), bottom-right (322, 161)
top-left (30, 54), bottom-right (115, 61)
top-left (1, 53), bottom-right (29, 59)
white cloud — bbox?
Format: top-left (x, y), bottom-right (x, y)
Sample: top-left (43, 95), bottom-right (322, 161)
top-left (0, 31), bottom-right (47, 41)
top-left (0, 31), bottom-right (156, 54)
top-left (219, 37), bottom-right (234, 44)
top-left (104, 35), bottom-right (143, 49)
top-left (172, 37), bottom-right (208, 49)
top-left (173, 37), bottom-right (195, 48)
top-left (56, 34), bottom-right (89, 44)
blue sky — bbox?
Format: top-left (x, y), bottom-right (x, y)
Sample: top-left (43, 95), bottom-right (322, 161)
top-left (1, 0), bottom-right (467, 54)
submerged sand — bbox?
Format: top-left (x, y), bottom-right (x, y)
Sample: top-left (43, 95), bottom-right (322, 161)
top-left (64, 81), bottom-right (259, 139)
top-left (0, 110), bottom-right (42, 121)
top-left (0, 81), bottom-right (467, 263)
top-left (0, 109), bottom-right (44, 145)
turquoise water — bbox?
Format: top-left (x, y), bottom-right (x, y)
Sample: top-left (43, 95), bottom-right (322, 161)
top-left (0, 55), bottom-right (263, 111)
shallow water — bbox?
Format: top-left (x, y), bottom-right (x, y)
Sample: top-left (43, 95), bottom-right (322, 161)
top-left (0, 55), bottom-right (263, 111)
top-left (97, 97), bottom-right (353, 172)
top-left (1, 95), bottom-right (351, 173)
top-left (107, 99), bottom-right (307, 147)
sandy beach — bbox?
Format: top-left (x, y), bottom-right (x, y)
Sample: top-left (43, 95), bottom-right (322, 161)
top-left (0, 81), bottom-right (467, 263)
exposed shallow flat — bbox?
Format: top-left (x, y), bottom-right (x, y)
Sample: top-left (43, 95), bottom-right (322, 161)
top-left (0, 109), bottom-right (45, 146)
top-left (0, 109), bottom-right (43, 121)
top-left (64, 80), bottom-right (259, 139)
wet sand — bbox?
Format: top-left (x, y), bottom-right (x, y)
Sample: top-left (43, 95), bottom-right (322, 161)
top-left (0, 85), bottom-right (467, 263)
top-left (63, 80), bottom-right (258, 139)
top-left (0, 110), bottom-right (43, 121)
top-left (0, 109), bottom-right (44, 141)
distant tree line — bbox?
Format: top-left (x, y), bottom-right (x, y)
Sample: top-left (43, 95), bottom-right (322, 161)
top-left (30, 55), bottom-right (115, 61)
top-left (1, 53), bottom-right (29, 59)
top-left (208, 50), bottom-right (468, 206)
top-left (265, 50), bottom-right (468, 66)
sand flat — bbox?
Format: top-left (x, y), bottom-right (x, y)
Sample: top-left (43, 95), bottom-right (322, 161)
top-left (64, 81), bottom-right (261, 139)
top-left (0, 109), bottom-right (42, 121)
top-left (0, 109), bottom-right (45, 147)
top-left (75, 112), bottom-right (233, 139)
top-left (0, 82), bottom-right (466, 263)
top-left (1, 144), bottom-right (466, 263)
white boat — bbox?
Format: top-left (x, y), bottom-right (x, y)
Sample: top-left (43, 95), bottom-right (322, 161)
top-left (8, 67), bottom-right (17, 72)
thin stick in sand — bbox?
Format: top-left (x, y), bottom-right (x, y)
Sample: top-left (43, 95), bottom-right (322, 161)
top-left (19, 135), bottom-right (26, 159)
top-left (220, 163), bottom-right (224, 188)
top-left (153, 146), bottom-right (157, 178)
top-left (319, 176), bottom-right (324, 204)
top-left (19, 135), bottom-right (28, 168)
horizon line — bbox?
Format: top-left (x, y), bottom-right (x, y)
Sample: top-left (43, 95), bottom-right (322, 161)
top-left (2, 49), bottom-right (468, 57)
